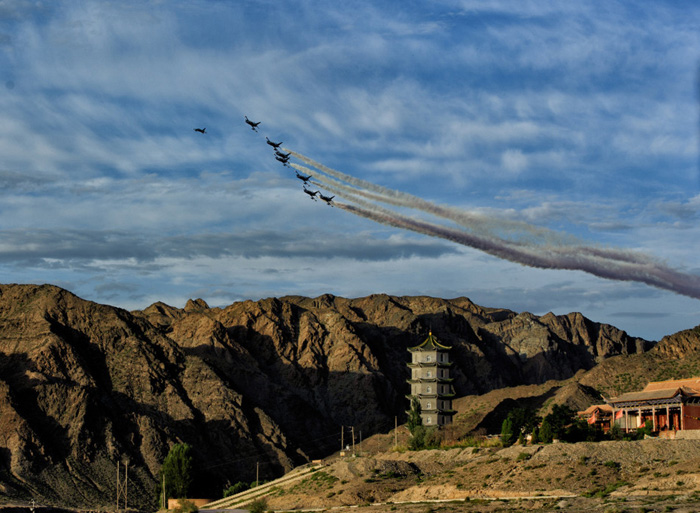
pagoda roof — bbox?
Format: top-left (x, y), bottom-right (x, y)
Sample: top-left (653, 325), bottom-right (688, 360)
top-left (408, 331), bottom-right (451, 351)
top-left (578, 404), bottom-right (613, 416)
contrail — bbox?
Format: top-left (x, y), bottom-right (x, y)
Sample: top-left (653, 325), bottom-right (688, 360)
top-left (287, 150), bottom-right (578, 246)
top-left (338, 202), bottom-right (700, 300)
top-left (286, 149), bottom-right (700, 300)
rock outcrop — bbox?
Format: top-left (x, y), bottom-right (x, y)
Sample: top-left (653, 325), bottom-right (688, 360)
top-left (0, 285), bottom-right (652, 508)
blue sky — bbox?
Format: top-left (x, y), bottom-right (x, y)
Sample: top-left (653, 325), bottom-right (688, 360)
top-left (1, 0), bottom-right (699, 341)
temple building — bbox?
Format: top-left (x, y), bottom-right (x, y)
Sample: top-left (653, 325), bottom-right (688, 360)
top-left (578, 404), bottom-right (613, 432)
top-left (407, 331), bottom-right (455, 426)
top-left (605, 377), bottom-right (700, 434)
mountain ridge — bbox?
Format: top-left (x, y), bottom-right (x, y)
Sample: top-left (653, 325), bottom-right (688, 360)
top-left (0, 283), bottom-right (659, 509)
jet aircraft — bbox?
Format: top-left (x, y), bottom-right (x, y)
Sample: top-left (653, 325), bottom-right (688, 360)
top-left (303, 188), bottom-right (319, 200)
top-left (275, 150), bottom-right (291, 159)
top-left (245, 116), bottom-right (261, 132)
top-left (193, 128), bottom-right (207, 134)
top-left (275, 155), bottom-right (290, 166)
top-left (319, 193), bottom-right (335, 206)
top-left (266, 137), bottom-right (282, 148)
top-left (295, 171), bottom-right (312, 183)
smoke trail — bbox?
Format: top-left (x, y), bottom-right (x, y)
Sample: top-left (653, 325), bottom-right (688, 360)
top-left (338, 202), bottom-right (700, 300)
top-left (287, 150), bottom-right (578, 246)
top-left (286, 149), bottom-right (700, 300)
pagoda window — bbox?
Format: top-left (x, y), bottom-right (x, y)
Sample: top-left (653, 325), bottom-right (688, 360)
top-left (427, 385), bottom-right (432, 393)
top-left (426, 417), bottom-right (432, 424)
top-left (426, 370), bottom-right (432, 378)
top-left (426, 355), bottom-right (432, 362)
top-left (427, 402), bottom-right (432, 409)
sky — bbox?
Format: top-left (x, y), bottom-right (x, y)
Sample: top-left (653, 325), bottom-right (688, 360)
top-left (1, 0), bottom-right (699, 341)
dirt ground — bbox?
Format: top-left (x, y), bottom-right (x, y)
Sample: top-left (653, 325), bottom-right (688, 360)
top-left (259, 438), bottom-right (700, 513)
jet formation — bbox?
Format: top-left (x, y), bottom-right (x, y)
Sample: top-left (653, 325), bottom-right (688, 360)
top-left (242, 116), bottom-right (333, 205)
top-left (245, 116), bottom-right (261, 132)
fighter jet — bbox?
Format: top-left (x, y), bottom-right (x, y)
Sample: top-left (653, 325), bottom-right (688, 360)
top-left (245, 116), bottom-right (261, 132)
top-left (303, 188), bottom-right (319, 200)
top-left (295, 171), bottom-right (312, 183)
top-left (275, 155), bottom-right (290, 166)
top-left (319, 193), bottom-right (335, 206)
top-left (193, 128), bottom-right (207, 134)
top-left (275, 150), bottom-right (291, 159)
top-left (266, 137), bottom-right (282, 148)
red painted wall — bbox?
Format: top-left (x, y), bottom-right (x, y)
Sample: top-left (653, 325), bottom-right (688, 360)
top-left (683, 405), bottom-right (700, 430)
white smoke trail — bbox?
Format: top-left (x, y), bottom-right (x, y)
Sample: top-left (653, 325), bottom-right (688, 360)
top-left (287, 150), bottom-right (578, 246)
top-left (285, 150), bottom-right (700, 300)
top-left (338, 202), bottom-right (700, 300)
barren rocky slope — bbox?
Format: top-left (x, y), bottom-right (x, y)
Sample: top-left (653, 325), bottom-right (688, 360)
top-left (0, 284), bottom-right (651, 509)
top-left (256, 437), bottom-right (700, 513)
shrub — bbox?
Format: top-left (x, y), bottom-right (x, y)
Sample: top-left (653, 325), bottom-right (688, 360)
top-left (223, 481), bottom-right (250, 497)
top-left (248, 497), bottom-right (268, 513)
top-left (173, 499), bottom-right (198, 513)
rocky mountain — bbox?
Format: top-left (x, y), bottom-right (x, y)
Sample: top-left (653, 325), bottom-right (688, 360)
top-left (0, 284), bottom-right (652, 509)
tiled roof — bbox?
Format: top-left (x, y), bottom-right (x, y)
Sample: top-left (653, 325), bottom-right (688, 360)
top-left (579, 404), bottom-right (613, 416)
top-left (608, 387), bottom-right (698, 404)
top-left (608, 377), bottom-right (700, 405)
top-left (643, 378), bottom-right (700, 392)
top-left (408, 331), bottom-right (451, 351)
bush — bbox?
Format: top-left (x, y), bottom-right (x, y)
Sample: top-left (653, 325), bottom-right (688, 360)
top-left (223, 481), bottom-right (250, 497)
top-left (173, 499), bottom-right (198, 513)
top-left (248, 497), bottom-right (268, 513)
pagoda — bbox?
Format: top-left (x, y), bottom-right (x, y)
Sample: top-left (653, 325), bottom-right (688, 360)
top-left (407, 331), bottom-right (455, 426)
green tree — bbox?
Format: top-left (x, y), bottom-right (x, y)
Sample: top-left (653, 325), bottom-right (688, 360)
top-left (539, 418), bottom-right (554, 443)
top-left (407, 397), bottom-right (423, 435)
top-left (501, 416), bottom-right (516, 446)
top-left (408, 425), bottom-right (426, 450)
top-left (608, 423), bottom-right (623, 441)
top-left (543, 404), bottom-right (575, 440)
top-left (500, 407), bottom-right (540, 446)
top-left (157, 443), bottom-right (193, 506)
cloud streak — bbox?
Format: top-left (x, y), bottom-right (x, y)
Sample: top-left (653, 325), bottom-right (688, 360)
top-left (290, 150), bottom-right (700, 301)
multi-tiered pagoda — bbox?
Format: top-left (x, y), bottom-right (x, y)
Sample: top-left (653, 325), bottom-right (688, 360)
top-left (407, 331), bottom-right (455, 426)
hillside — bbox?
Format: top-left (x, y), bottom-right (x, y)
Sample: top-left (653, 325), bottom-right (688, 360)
top-left (0, 284), bottom-right (655, 509)
top-left (236, 437), bottom-right (700, 513)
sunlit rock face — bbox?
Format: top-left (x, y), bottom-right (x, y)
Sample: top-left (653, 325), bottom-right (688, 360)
top-left (0, 284), bottom-right (650, 508)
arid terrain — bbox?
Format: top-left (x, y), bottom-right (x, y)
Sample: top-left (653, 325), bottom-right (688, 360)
top-left (1, 283), bottom-right (699, 512)
top-left (236, 435), bottom-right (700, 513)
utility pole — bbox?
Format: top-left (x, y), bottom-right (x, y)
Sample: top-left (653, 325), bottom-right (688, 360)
top-left (256, 461), bottom-right (259, 487)
top-left (394, 416), bottom-right (398, 448)
top-left (162, 474), bottom-right (166, 511)
top-left (341, 426), bottom-right (344, 452)
top-left (351, 426), bottom-right (355, 455)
